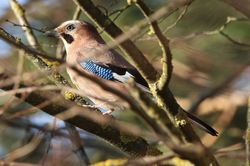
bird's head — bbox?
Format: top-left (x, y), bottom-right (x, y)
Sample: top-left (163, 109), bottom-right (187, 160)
top-left (44, 20), bottom-right (104, 52)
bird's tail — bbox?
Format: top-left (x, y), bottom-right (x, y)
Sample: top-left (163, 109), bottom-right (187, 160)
top-left (183, 110), bottom-right (218, 136)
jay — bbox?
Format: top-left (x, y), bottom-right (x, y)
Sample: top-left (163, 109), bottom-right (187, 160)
top-left (44, 20), bottom-right (218, 136)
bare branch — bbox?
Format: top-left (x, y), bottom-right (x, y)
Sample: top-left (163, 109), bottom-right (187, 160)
top-left (42, 119), bottom-right (57, 165)
top-left (99, 5), bottom-right (131, 34)
top-left (133, 2), bottom-right (191, 42)
top-left (133, 0), bottom-right (173, 91)
top-left (171, 17), bottom-right (250, 47)
top-left (66, 123), bottom-right (90, 165)
top-left (163, 2), bottom-right (192, 34)
top-left (6, 19), bottom-right (47, 33)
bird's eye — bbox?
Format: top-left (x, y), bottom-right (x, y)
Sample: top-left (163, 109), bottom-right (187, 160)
top-left (66, 24), bottom-right (75, 31)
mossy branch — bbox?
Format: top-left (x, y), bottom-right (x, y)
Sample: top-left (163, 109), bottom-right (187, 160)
top-left (0, 69), bottom-right (162, 158)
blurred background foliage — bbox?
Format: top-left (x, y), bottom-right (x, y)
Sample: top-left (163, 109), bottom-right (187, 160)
top-left (0, 0), bottom-right (249, 165)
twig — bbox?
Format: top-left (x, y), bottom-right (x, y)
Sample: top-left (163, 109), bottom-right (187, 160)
top-left (1, 131), bottom-right (44, 161)
top-left (108, 5), bottom-right (131, 17)
top-left (0, 70), bottom-right (49, 89)
top-left (96, 4), bottom-right (108, 16)
top-left (6, 19), bottom-right (47, 33)
top-left (96, 0), bottom-right (120, 16)
top-left (133, 1), bottom-right (192, 42)
top-left (215, 142), bottom-right (244, 156)
top-left (137, 16), bottom-right (250, 47)
top-left (42, 119), bottom-right (57, 166)
top-left (219, 17), bottom-right (250, 47)
top-left (6, 96), bottom-right (61, 120)
top-left (163, 2), bottom-right (191, 34)
top-left (99, 5), bottom-right (131, 34)
top-left (0, 28), bottom-right (63, 62)
top-left (66, 123), bottom-right (90, 165)
top-left (171, 17), bottom-right (250, 47)
top-left (108, 0), bottom-right (119, 8)
top-left (170, 30), bottom-right (219, 42)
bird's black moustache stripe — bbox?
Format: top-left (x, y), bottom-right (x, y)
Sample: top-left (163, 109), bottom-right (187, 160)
top-left (63, 33), bottom-right (74, 44)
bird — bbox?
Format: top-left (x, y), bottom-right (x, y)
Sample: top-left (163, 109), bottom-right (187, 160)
top-left (44, 20), bottom-right (218, 136)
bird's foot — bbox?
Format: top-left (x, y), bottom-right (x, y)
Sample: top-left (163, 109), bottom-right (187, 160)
top-left (103, 109), bottom-right (115, 120)
top-left (102, 109), bottom-right (114, 115)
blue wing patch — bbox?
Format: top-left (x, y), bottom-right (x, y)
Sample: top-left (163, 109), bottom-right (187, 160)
top-left (77, 59), bottom-right (114, 80)
top-left (77, 58), bottom-right (151, 93)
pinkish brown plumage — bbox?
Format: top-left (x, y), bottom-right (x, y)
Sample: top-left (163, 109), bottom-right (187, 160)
top-left (45, 20), bottom-right (144, 111)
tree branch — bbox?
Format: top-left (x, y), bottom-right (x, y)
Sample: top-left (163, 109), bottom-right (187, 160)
top-left (133, 0), bottom-right (173, 92)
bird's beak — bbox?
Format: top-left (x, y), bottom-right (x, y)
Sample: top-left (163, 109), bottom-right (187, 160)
top-left (43, 29), bottom-right (61, 38)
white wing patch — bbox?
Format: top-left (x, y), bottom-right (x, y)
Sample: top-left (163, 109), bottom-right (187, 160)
top-left (113, 71), bottom-right (135, 83)
top-left (113, 71), bottom-right (152, 94)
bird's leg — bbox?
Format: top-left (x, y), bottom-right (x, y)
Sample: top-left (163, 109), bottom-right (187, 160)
top-left (82, 100), bottom-right (115, 119)
top-left (101, 99), bottom-right (117, 115)
top-left (82, 102), bottom-right (107, 109)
